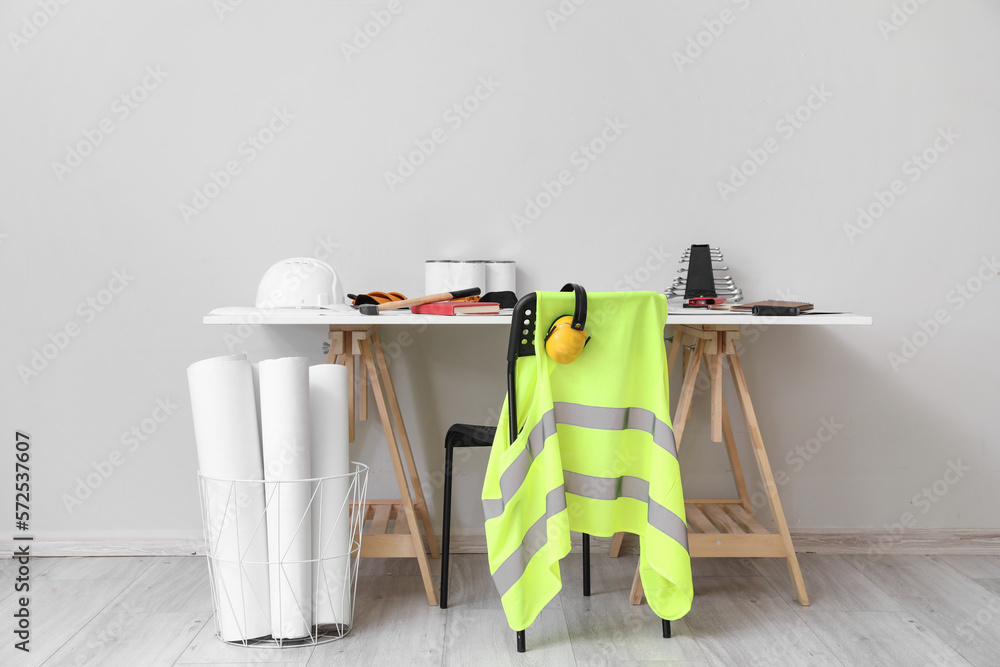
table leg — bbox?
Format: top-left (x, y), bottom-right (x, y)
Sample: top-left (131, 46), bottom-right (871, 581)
top-left (721, 397), bottom-right (752, 513)
top-left (358, 354), bottom-right (368, 421)
top-left (726, 350), bottom-right (809, 606)
top-left (630, 327), bottom-right (809, 607)
top-left (667, 332), bottom-right (682, 375)
top-left (359, 335), bottom-right (438, 605)
top-left (710, 352), bottom-right (724, 443)
top-left (673, 338), bottom-right (705, 451)
top-left (370, 330), bottom-right (440, 560)
top-left (681, 348), bottom-right (695, 422)
top-left (326, 331), bottom-right (344, 365)
top-left (608, 532), bottom-right (626, 558)
top-left (629, 555), bottom-right (644, 605)
top-left (347, 352), bottom-right (355, 443)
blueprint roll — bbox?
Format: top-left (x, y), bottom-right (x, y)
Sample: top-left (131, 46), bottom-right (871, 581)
top-left (425, 260), bottom-right (455, 296)
top-left (259, 357), bottom-right (313, 639)
top-left (188, 353), bottom-right (271, 642)
top-left (251, 361), bottom-right (263, 439)
top-left (450, 260), bottom-right (486, 294)
top-left (484, 260), bottom-right (516, 294)
top-left (308, 364), bottom-right (352, 628)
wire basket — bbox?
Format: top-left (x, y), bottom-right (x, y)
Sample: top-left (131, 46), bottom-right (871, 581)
top-left (198, 462), bottom-right (369, 647)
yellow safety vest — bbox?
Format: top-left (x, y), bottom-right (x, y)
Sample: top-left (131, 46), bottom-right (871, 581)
top-left (482, 291), bottom-right (692, 631)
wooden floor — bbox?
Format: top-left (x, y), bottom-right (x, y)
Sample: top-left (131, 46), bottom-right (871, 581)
top-left (2, 552), bottom-right (999, 666)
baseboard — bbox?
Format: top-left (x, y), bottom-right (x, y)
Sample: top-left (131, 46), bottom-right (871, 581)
top-left (787, 528), bottom-right (1000, 556)
top-left (2, 537), bottom-right (204, 558)
top-left (7, 528), bottom-right (999, 559)
top-left (450, 529), bottom-right (1000, 556)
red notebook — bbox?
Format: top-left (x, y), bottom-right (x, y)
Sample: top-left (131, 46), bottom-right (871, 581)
top-left (410, 301), bottom-right (501, 315)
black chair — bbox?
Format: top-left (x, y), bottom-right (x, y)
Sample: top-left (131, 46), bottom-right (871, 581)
top-left (440, 422), bottom-right (496, 609)
top-left (439, 292), bottom-right (670, 651)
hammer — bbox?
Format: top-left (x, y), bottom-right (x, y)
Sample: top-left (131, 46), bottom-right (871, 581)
top-left (358, 287), bottom-right (481, 315)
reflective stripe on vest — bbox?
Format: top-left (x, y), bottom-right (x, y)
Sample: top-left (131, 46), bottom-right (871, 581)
top-left (491, 486), bottom-right (567, 596)
top-left (490, 467), bottom-right (688, 598)
top-left (482, 402), bottom-right (687, 553)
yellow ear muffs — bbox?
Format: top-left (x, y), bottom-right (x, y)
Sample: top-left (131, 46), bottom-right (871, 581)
top-left (545, 316), bottom-right (589, 364)
top-left (544, 283), bottom-right (590, 364)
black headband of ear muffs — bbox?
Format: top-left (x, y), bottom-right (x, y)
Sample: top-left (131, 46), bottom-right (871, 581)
top-left (560, 283), bottom-right (587, 331)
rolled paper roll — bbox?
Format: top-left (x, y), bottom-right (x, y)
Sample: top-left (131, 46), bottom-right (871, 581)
top-left (188, 353), bottom-right (271, 642)
top-left (308, 364), bottom-right (353, 629)
top-left (259, 357), bottom-right (314, 639)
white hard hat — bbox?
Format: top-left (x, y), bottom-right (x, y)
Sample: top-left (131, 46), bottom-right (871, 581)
top-left (255, 258), bottom-right (351, 310)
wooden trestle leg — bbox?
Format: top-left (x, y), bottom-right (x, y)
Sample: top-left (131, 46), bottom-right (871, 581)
top-left (329, 326), bottom-right (439, 605)
top-left (625, 325), bottom-right (810, 607)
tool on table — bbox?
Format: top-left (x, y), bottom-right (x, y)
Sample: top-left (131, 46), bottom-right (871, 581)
top-left (667, 245), bottom-right (744, 304)
top-left (682, 245), bottom-right (718, 301)
top-left (544, 283), bottom-right (590, 364)
top-left (357, 287), bottom-right (481, 315)
top-left (480, 291), bottom-right (516, 308)
top-left (349, 291), bottom-right (407, 306)
top-left (686, 296), bottom-right (726, 308)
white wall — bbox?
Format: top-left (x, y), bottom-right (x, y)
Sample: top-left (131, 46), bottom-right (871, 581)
top-left (2, 0), bottom-right (998, 545)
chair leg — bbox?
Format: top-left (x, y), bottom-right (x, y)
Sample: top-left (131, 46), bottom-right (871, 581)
top-left (440, 442), bottom-right (454, 609)
top-left (512, 536), bottom-right (590, 654)
top-left (662, 619), bottom-right (671, 638)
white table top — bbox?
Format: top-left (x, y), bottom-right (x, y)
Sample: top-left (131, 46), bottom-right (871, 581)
top-left (204, 306), bottom-right (872, 327)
